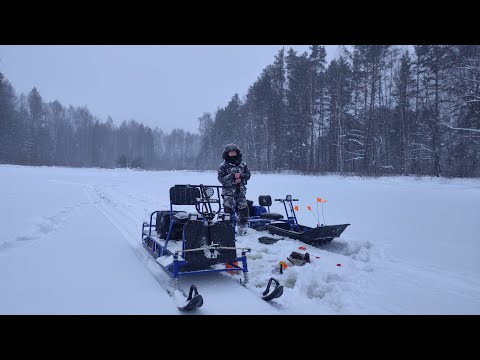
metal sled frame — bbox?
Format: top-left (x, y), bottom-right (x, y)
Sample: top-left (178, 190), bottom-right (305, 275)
top-left (142, 184), bottom-right (251, 279)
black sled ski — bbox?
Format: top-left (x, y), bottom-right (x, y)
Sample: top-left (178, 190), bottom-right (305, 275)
top-left (176, 285), bottom-right (204, 311)
top-left (261, 277), bottom-right (283, 301)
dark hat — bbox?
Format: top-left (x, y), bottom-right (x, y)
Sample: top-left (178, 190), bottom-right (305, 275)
top-left (222, 143), bottom-right (242, 160)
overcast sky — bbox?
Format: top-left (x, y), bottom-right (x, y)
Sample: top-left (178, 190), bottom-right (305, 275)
top-left (0, 45), bottom-right (339, 133)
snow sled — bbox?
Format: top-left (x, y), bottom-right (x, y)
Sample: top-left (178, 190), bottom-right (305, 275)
top-left (265, 195), bottom-right (350, 247)
top-left (142, 184), bottom-right (283, 309)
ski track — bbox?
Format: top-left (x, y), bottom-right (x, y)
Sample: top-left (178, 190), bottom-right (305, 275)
top-left (0, 201), bottom-right (89, 252)
top-left (81, 184), bottom-right (189, 312)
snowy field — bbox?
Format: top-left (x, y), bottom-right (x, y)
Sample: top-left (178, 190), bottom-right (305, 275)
top-left (1, 164), bottom-right (479, 315)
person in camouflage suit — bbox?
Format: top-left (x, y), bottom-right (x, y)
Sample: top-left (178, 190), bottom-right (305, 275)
top-left (218, 143), bottom-right (251, 235)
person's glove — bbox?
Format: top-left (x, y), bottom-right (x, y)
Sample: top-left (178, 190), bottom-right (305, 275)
top-left (234, 173), bottom-right (241, 184)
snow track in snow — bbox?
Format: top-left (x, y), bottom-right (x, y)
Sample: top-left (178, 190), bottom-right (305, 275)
top-left (0, 201), bottom-right (88, 252)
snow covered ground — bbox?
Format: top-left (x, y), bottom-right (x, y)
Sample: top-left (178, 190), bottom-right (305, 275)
top-left (1, 164), bottom-right (479, 314)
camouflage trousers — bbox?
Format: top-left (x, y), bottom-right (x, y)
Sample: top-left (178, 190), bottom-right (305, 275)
top-left (222, 187), bottom-right (249, 226)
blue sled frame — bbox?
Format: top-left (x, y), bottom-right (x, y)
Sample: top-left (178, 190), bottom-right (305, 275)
top-left (141, 184), bottom-right (251, 282)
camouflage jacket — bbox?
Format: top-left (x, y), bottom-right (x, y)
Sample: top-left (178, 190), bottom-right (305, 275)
top-left (217, 160), bottom-right (251, 196)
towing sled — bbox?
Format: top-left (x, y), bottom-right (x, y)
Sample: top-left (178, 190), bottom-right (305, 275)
top-left (142, 184), bottom-right (283, 310)
top-left (265, 195), bottom-right (350, 247)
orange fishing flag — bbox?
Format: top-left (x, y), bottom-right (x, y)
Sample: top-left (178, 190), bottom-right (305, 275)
top-left (307, 205), bottom-right (312, 211)
top-left (294, 205), bottom-right (299, 211)
top-left (316, 197), bottom-right (322, 203)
